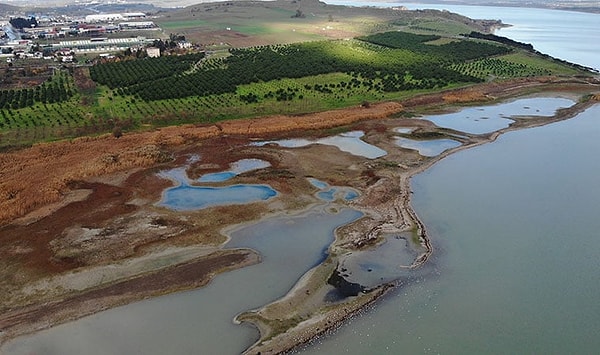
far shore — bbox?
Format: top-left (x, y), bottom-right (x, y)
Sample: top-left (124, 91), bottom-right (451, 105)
top-left (1, 76), bottom-right (598, 353)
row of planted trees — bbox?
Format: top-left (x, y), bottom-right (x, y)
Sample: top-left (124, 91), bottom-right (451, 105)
top-left (0, 72), bottom-right (73, 110)
top-left (450, 58), bottom-right (552, 79)
top-left (91, 31), bottom-right (519, 106)
top-left (359, 31), bottom-right (512, 63)
top-left (89, 53), bottom-right (205, 88)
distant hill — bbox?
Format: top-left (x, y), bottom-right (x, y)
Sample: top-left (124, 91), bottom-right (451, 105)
top-left (0, 3), bottom-right (20, 12)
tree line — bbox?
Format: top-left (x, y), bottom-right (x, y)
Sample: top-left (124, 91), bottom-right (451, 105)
top-left (0, 72), bottom-right (73, 110)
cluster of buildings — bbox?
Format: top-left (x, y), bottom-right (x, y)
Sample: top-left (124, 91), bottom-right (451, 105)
top-left (1, 10), bottom-right (164, 62)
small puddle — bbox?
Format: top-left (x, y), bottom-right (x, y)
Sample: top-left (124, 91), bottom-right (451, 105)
top-left (395, 137), bottom-right (462, 157)
top-left (252, 131), bottom-right (387, 159)
top-left (308, 177), bottom-right (360, 202)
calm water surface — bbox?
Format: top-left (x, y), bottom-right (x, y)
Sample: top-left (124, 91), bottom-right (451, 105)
top-left (157, 161), bottom-right (277, 210)
top-left (395, 137), bottom-right (461, 157)
top-left (308, 178), bottom-right (360, 201)
top-left (3, 207), bottom-right (362, 355)
top-left (253, 130), bottom-right (387, 159)
top-left (198, 159), bottom-right (271, 183)
top-left (303, 104), bottom-right (600, 354)
top-left (422, 97), bottom-right (575, 134)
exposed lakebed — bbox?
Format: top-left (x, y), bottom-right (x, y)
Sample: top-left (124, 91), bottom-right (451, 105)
top-left (3, 95), bottom-right (596, 354)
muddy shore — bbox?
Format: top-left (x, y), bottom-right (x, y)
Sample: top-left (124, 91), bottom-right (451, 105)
top-left (0, 77), bottom-right (598, 353)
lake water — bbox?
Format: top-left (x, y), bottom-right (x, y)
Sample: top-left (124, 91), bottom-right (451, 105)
top-left (198, 159), bottom-right (271, 183)
top-left (325, 1), bottom-right (600, 71)
top-left (308, 178), bottom-right (360, 201)
top-left (306, 4), bottom-right (600, 354)
top-left (338, 230), bottom-right (427, 288)
top-left (157, 160), bottom-right (277, 210)
top-left (395, 137), bottom-right (461, 157)
top-left (3, 206), bottom-right (363, 355)
top-left (303, 103), bottom-right (600, 355)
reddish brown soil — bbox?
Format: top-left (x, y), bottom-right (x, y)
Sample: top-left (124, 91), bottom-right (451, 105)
top-left (0, 168), bottom-right (176, 280)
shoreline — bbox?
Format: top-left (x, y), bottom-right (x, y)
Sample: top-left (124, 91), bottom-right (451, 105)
top-left (1, 77), bottom-right (598, 353)
top-left (235, 82), bottom-right (600, 354)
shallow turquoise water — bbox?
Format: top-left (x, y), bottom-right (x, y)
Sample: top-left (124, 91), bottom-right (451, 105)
top-left (159, 184), bottom-right (277, 210)
top-left (157, 160), bottom-right (277, 210)
top-left (308, 177), bottom-right (360, 202)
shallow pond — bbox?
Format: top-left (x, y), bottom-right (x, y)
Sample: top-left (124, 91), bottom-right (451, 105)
top-left (395, 137), bottom-right (462, 157)
top-left (308, 178), bottom-right (359, 202)
top-left (198, 159), bottom-right (271, 183)
top-left (159, 184), bottom-right (277, 211)
top-left (253, 130), bottom-right (387, 159)
top-left (338, 231), bottom-right (427, 289)
top-left (157, 160), bottom-right (277, 210)
top-left (423, 97), bottom-right (575, 134)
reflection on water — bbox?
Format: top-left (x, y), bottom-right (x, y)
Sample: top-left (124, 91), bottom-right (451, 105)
top-left (423, 97), bottom-right (574, 134)
top-left (395, 137), bottom-right (462, 157)
top-left (252, 131), bottom-right (387, 159)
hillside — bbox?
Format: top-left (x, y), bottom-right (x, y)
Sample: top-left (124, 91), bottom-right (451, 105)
top-left (156, 0), bottom-right (504, 46)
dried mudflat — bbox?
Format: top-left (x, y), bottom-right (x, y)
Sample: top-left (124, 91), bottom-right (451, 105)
top-left (0, 77), bottom-right (598, 353)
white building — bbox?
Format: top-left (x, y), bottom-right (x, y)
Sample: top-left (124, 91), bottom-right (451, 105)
top-left (118, 22), bottom-right (157, 30)
top-left (122, 13), bottom-right (147, 20)
top-left (85, 14), bottom-right (125, 23)
top-left (84, 13), bottom-right (147, 24)
top-left (146, 47), bottom-right (160, 58)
